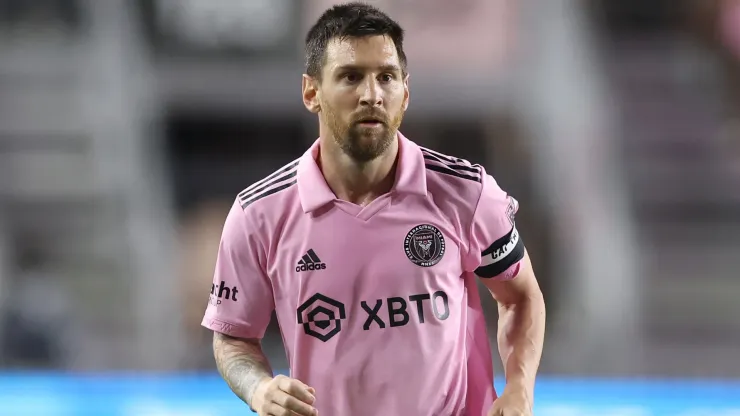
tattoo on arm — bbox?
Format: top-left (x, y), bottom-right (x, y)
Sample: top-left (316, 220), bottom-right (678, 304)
top-left (213, 332), bottom-right (273, 406)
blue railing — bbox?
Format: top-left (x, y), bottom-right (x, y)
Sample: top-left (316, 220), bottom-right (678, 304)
top-left (0, 373), bottom-right (738, 415)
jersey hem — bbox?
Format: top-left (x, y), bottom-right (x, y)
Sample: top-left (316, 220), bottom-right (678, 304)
top-left (201, 316), bottom-right (263, 339)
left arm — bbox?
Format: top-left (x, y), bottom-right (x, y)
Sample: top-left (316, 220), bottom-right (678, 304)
top-left (461, 167), bottom-right (546, 413)
top-left (481, 249), bottom-right (545, 405)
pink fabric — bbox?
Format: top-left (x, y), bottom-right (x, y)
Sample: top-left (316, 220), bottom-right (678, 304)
top-left (722, 0), bottom-right (740, 59)
top-left (202, 133), bottom-right (522, 415)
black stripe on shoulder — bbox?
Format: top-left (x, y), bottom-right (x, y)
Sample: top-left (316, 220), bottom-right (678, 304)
top-left (420, 147), bottom-right (466, 164)
top-left (420, 147), bottom-right (482, 177)
top-left (425, 164), bottom-right (482, 183)
top-left (422, 153), bottom-right (481, 174)
top-left (239, 169), bottom-right (297, 203)
top-left (240, 180), bottom-right (297, 209)
top-left (238, 160), bottom-right (299, 200)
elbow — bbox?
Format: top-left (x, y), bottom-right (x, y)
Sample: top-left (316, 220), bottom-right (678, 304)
top-left (499, 288), bottom-right (545, 317)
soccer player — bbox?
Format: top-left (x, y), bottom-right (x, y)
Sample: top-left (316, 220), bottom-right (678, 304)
top-left (202, 3), bottom-right (546, 416)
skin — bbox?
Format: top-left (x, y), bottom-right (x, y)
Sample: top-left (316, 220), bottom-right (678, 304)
top-left (213, 333), bottom-right (316, 415)
top-left (301, 35), bottom-right (409, 206)
top-left (212, 34), bottom-right (545, 416)
top-left (483, 251), bottom-right (546, 416)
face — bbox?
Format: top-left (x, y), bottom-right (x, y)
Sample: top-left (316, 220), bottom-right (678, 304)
top-left (302, 35), bottom-right (409, 162)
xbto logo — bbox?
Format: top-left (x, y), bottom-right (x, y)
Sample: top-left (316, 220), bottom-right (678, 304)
top-left (209, 281), bottom-right (238, 306)
top-left (360, 291), bottom-right (449, 330)
top-left (296, 290), bottom-right (450, 342)
top-left (296, 293), bottom-right (346, 342)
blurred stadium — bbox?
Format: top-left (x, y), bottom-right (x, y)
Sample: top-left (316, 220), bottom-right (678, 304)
top-left (0, 0), bottom-right (739, 414)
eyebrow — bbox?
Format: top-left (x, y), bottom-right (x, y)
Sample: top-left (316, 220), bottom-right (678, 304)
top-left (334, 64), bottom-right (402, 73)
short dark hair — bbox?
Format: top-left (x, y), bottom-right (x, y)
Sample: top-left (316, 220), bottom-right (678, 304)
top-left (304, 2), bottom-right (407, 79)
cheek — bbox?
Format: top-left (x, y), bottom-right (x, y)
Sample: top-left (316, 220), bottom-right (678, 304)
top-left (323, 91), bottom-right (350, 110)
top-left (388, 84), bottom-right (407, 105)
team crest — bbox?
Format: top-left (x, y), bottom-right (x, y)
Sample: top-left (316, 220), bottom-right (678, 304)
top-left (404, 224), bottom-right (446, 267)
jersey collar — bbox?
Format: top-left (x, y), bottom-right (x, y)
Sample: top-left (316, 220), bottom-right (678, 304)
top-left (297, 132), bottom-right (427, 213)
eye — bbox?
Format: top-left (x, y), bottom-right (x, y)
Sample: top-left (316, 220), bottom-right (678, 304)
top-left (379, 73), bottom-right (394, 83)
top-left (343, 72), bottom-right (361, 83)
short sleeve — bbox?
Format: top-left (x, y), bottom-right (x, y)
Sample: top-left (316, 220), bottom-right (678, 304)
top-left (201, 199), bottom-right (275, 339)
top-left (465, 170), bottom-right (525, 280)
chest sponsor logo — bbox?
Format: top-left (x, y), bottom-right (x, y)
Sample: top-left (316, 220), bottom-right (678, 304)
top-left (296, 290), bottom-right (450, 342)
top-left (296, 293), bottom-right (346, 342)
top-left (404, 224), bottom-right (446, 267)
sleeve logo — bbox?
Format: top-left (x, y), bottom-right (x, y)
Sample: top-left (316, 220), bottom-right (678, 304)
top-left (209, 281), bottom-right (239, 306)
top-left (505, 196), bottom-right (518, 226)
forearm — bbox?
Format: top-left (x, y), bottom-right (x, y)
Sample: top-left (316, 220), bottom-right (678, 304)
top-left (213, 332), bottom-right (274, 407)
top-left (497, 294), bottom-right (545, 397)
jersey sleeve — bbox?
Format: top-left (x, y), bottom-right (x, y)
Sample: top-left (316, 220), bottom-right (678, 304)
top-left (201, 199), bottom-right (275, 339)
top-left (464, 169), bottom-right (525, 280)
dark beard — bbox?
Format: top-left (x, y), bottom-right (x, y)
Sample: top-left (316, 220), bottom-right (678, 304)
top-left (324, 106), bottom-right (404, 163)
top-left (340, 123), bottom-right (395, 163)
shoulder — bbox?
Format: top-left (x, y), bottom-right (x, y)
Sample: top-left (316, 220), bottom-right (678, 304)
top-left (419, 146), bottom-right (485, 197)
top-left (236, 158), bottom-right (300, 213)
top-left (420, 146), bottom-right (484, 185)
top-left (417, 146), bottom-right (489, 230)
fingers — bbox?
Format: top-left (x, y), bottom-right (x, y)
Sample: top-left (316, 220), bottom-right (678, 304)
top-left (264, 400), bottom-right (316, 416)
top-left (278, 377), bottom-right (316, 405)
top-left (267, 390), bottom-right (316, 416)
top-left (259, 375), bottom-right (317, 416)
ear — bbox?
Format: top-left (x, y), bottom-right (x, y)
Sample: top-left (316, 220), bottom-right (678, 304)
top-left (302, 74), bottom-right (321, 114)
top-left (402, 73), bottom-right (410, 112)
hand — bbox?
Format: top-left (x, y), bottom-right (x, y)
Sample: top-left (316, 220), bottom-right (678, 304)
top-left (487, 387), bottom-right (532, 416)
top-left (252, 374), bottom-right (318, 416)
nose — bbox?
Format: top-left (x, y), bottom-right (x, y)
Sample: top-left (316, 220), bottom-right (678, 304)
top-left (359, 77), bottom-right (383, 108)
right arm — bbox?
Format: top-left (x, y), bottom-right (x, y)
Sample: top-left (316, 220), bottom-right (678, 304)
top-left (212, 333), bottom-right (273, 409)
top-left (213, 332), bottom-right (317, 415)
top-left (203, 200), bottom-right (317, 415)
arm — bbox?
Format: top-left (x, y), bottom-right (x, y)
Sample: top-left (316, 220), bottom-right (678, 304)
top-left (212, 332), bottom-right (318, 415)
top-left (212, 332), bottom-right (273, 408)
top-left (461, 168), bottom-right (545, 412)
top-left (482, 249), bottom-right (545, 405)
top-left (204, 201), bottom-right (317, 415)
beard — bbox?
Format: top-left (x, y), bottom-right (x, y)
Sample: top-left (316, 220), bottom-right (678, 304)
top-left (323, 103), bottom-right (405, 163)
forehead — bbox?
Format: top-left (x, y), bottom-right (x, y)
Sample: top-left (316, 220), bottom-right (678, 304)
top-left (324, 35), bottom-right (400, 71)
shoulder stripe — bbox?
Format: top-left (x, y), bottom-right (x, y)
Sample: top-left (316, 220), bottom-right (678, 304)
top-left (420, 147), bottom-right (482, 177)
top-left (239, 169), bottom-right (297, 204)
top-left (425, 164), bottom-right (482, 183)
top-left (422, 153), bottom-right (481, 174)
top-left (420, 147), bottom-right (467, 165)
top-left (240, 180), bottom-right (297, 209)
top-left (238, 159), bottom-right (299, 199)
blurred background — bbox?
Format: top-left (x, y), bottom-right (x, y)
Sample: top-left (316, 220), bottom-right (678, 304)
top-left (0, 0), bottom-right (739, 414)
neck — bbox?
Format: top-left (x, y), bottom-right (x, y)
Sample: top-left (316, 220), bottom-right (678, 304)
top-left (318, 136), bottom-right (399, 206)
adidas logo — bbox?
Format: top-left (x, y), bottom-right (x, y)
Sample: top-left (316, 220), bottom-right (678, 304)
top-left (296, 249), bottom-right (327, 272)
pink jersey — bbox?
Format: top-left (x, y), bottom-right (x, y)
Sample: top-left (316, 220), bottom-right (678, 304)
top-left (202, 133), bottom-right (524, 416)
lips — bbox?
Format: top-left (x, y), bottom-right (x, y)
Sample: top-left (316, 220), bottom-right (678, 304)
top-left (356, 117), bottom-right (384, 125)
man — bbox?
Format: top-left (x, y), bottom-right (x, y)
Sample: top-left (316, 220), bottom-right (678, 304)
top-left (202, 3), bottom-right (545, 415)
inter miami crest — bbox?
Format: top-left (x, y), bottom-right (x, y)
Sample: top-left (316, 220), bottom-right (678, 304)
top-left (404, 224), bottom-right (446, 267)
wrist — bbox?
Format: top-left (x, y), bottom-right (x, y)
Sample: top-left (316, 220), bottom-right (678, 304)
top-left (248, 376), bottom-right (273, 411)
top-left (503, 377), bottom-right (533, 398)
